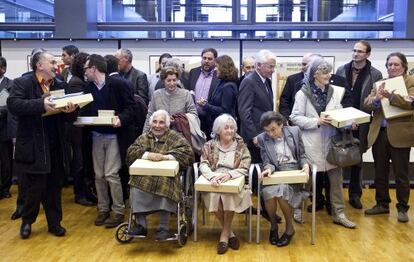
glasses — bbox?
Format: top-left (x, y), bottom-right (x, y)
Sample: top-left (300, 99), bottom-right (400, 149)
top-left (352, 49), bottom-right (368, 54)
top-left (261, 63), bottom-right (276, 69)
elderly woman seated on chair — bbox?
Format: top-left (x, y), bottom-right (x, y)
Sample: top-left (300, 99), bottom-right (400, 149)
top-left (126, 109), bottom-right (194, 241)
top-left (199, 114), bottom-right (252, 255)
top-left (257, 111), bottom-right (310, 247)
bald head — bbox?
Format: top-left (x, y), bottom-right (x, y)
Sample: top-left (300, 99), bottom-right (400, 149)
top-left (302, 53), bottom-right (322, 73)
top-left (242, 56), bottom-right (255, 74)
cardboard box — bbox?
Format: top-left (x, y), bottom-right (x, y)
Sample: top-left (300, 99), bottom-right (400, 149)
top-left (42, 91), bottom-right (93, 117)
top-left (321, 107), bottom-right (371, 128)
top-left (263, 170), bottom-right (308, 186)
top-left (195, 175), bottom-right (245, 193)
top-left (129, 159), bottom-right (179, 177)
top-left (74, 110), bottom-right (116, 126)
top-left (374, 76), bottom-right (413, 119)
top-left (51, 93), bottom-right (93, 109)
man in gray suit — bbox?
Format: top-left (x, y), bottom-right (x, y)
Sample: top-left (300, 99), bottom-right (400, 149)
top-left (115, 48), bottom-right (149, 105)
top-left (238, 49), bottom-right (276, 163)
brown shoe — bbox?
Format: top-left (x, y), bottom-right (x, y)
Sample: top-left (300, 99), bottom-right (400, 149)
top-left (95, 212), bottom-right (110, 226)
top-left (228, 236), bottom-right (240, 250)
top-left (104, 213), bottom-right (124, 228)
top-left (217, 241), bottom-right (229, 255)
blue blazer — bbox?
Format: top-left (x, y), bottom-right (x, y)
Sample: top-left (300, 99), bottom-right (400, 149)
top-left (204, 79), bottom-right (237, 125)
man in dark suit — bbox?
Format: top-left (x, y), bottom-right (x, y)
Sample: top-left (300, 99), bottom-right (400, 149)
top-left (238, 49), bottom-right (276, 163)
top-left (279, 53), bottom-right (315, 120)
top-left (7, 51), bottom-right (78, 239)
top-left (238, 56), bottom-right (256, 88)
top-left (115, 48), bottom-right (149, 104)
top-left (188, 48), bottom-right (219, 136)
top-left (0, 56), bottom-right (14, 199)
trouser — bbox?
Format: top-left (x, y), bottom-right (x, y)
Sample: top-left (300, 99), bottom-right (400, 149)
top-left (248, 143), bottom-right (262, 194)
top-left (343, 164), bottom-right (362, 199)
top-left (372, 129), bottom-right (410, 212)
top-left (21, 150), bottom-right (63, 226)
top-left (343, 129), bottom-right (363, 199)
top-left (92, 133), bottom-right (124, 214)
top-left (315, 171), bottom-right (330, 206)
top-left (67, 125), bottom-right (86, 200)
top-left (0, 140), bottom-right (13, 194)
top-left (327, 167), bottom-right (345, 218)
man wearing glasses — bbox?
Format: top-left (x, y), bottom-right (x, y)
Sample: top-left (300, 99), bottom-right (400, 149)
top-left (336, 40), bottom-right (383, 209)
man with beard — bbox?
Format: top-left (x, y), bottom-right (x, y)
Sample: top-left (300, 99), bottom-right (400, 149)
top-left (188, 48), bottom-right (219, 137)
top-left (336, 40), bottom-right (383, 209)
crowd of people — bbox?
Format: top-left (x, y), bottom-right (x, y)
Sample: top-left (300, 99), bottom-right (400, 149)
top-left (0, 41), bottom-right (413, 254)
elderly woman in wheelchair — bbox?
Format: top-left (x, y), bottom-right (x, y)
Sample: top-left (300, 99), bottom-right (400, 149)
top-left (257, 111), bottom-right (310, 247)
top-left (199, 114), bottom-right (252, 254)
top-left (126, 110), bottom-right (194, 241)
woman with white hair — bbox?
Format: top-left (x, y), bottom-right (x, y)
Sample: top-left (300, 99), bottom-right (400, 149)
top-left (290, 56), bottom-right (356, 229)
top-left (126, 109), bottom-right (194, 241)
top-left (199, 114), bottom-right (252, 254)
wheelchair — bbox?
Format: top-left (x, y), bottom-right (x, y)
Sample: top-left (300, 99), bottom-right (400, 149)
top-left (114, 167), bottom-right (194, 247)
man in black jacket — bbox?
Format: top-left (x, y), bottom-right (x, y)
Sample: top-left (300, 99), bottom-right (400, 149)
top-left (7, 51), bottom-right (78, 239)
top-left (0, 56), bottom-right (14, 199)
top-left (83, 54), bottom-right (136, 228)
top-left (188, 48), bottom-right (219, 136)
top-left (115, 48), bottom-right (149, 104)
top-left (336, 40), bottom-right (383, 209)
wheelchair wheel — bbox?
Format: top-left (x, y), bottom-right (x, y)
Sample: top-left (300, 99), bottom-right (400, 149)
top-left (177, 222), bottom-right (188, 247)
top-left (115, 222), bottom-right (133, 244)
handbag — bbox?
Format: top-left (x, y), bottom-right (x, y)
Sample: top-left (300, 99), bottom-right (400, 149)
top-left (326, 129), bottom-right (361, 167)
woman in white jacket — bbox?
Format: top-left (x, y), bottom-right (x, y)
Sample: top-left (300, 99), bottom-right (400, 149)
top-left (290, 57), bottom-right (356, 229)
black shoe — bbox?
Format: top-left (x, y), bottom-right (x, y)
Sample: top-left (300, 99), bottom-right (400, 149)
top-left (269, 229), bottom-right (279, 245)
top-left (276, 232), bottom-right (295, 247)
top-left (155, 229), bottom-right (175, 241)
top-left (20, 223), bottom-right (31, 239)
top-left (349, 198), bottom-right (363, 209)
top-left (128, 224), bottom-right (147, 238)
top-left (75, 198), bottom-right (96, 207)
top-left (11, 208), bottom-right (23, 220)
top-left (307, 203), bottom-right (324, 213)
top-left (48, 225), bottom-right (66, 237)
top-left (1, 191), bottom-right (11, 198)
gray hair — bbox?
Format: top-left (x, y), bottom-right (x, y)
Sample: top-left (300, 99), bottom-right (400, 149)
top-left (118, 48), bottom-right (133, 63)
top-left (164, 58), bottom-right (184, 74)
top-left (211, 114), bottom-right (237, 138)
top-left (242, 56), bottom-right (255, 65)
top-left (149, 109), bottom-right (171, 127)
top-left (255, 49), bottom-right (277, 65)
top-left (303, 56), bottom-right (332, 85)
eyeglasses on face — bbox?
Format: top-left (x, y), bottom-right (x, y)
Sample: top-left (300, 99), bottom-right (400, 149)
top-left (352, 49), bottom-right (367, 54)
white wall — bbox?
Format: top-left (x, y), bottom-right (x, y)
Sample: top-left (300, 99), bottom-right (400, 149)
top-left (2, 39), bottom-right (414, 79)
top-left (1, 39), bottom-right (118, 79)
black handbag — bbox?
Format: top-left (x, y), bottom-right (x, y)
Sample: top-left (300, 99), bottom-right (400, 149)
top-left (326, 129), bottom-right (361, 167)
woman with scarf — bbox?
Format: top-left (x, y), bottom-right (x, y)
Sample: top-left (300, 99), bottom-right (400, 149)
top-left (290, 56), bottom-right (356, 229)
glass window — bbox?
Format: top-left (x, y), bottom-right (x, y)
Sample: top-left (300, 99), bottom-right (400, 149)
top-left (255, 30), bottom-right (393, 39)
top-left (255, 0), bottom-right (393, 22)
top-left (101, 0), bottom-right (233, 23)
top-left (0, 0), bottom-right (54, 23)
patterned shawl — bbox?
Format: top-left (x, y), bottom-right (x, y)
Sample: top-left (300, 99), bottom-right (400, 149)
top-left (127, 129), bottom-right (194, 202)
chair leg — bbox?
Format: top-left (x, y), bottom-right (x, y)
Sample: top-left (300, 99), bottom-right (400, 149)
top-left (193, 190), bottom-right (198, 242)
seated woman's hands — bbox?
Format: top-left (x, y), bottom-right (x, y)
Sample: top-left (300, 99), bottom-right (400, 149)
top-left (147, 152), bottom-right (166, 161)
top-left (210, 173), bottom-right (231, 186)
top-left (260, 168), bottom-right (272, 180)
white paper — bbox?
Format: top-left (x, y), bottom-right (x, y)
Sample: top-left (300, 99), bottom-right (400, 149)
top-left (0, 88), bottom-right (9, 107)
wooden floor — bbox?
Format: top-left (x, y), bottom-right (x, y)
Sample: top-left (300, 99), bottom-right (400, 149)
top-left (0, 186), bottom-right (413, 262)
